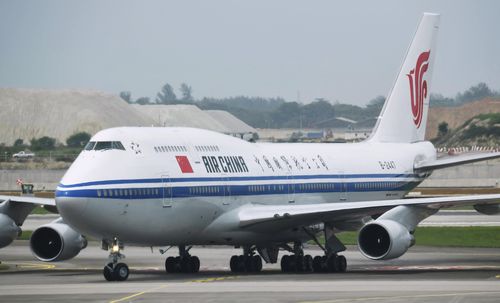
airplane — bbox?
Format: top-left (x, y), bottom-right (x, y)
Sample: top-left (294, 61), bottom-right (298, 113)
top-left (1, 12), bottom-right (500, 282)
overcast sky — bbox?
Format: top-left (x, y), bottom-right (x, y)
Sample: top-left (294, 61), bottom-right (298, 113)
top-left (0, 0), bottom-right (499, 106)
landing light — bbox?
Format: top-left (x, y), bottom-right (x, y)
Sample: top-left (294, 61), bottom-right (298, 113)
top-left (112, 244), bottom-right (120, 253)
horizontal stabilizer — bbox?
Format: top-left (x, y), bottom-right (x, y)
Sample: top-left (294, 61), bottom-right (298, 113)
top-left (0, 195), bottom-right (55, 206)
top-left (415, 152), bottom-right (500, 172)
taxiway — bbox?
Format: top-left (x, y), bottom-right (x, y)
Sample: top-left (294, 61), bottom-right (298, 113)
top-left (1, 241), bottom-right (500, 302)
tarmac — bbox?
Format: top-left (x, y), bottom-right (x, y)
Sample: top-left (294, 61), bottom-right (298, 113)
top-left (1, 242), bottom-right (500, 302)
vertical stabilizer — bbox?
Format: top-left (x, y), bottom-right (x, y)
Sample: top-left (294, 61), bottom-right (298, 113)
top-left (369, 13), bottom-right (440, 143)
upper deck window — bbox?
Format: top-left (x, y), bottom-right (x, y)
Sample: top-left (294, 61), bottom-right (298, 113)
top-left (86, 141), bottom-right (126, 151)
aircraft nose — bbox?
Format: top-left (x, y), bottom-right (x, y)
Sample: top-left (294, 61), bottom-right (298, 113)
top-left (55, 192), bottom-right (88, 223)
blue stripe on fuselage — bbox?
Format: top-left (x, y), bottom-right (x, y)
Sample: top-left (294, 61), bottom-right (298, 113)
top-left (57, 173), bottom-right (418, 189)
top-left (55, 180), bottom-right (420, 199)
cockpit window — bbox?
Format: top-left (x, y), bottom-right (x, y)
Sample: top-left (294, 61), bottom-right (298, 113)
top-left (86, 141), bottom-right (126, 151)
top-left (95, 141), bottom-right (112, 150)
top-left (84, 141), bottom-right (96, 151)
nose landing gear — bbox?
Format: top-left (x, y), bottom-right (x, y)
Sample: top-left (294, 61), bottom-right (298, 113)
top-left (103, 237), bottom-right (130, 281)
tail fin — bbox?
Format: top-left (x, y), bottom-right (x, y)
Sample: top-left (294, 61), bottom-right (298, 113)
top-left (369, 13), bottom-right (440, 143)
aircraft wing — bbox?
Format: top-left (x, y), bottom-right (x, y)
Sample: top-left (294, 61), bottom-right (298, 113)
top-left (235, 194), bottom-right (500, 232)
top-left (415, 152), bottom-right (500, 172)
top-left (0, 195), bottom-right (55, 206)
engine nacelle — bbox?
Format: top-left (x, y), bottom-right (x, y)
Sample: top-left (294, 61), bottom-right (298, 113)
top-left (358, 219), bottom-right (414, 260)
top-left (30, 219), bottom-right (87, 262)
top-left (474, 204), bottom-right (500, 215)
top-left (0, 214), bottom-right (21, 248)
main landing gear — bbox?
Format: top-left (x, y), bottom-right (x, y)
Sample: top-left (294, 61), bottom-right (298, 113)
top-left (230, 245), bottom-right (263, 273)
top-left (280, 225), bottom-right (348, 273)
top-left (103, 237), bottom-right (130, 281)
top-left (165, 245), bottom-right (200, 273)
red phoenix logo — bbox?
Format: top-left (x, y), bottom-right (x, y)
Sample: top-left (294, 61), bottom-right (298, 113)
top-left (407, 50), bottom-right (431, 128)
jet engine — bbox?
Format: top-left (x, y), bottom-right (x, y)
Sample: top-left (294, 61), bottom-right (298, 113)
top-left (474, 204), bottom-right (500, 215)
top-left (30, 219), bottom-right (87, 262)
top-left (358, 219), bottom-right (414, 260)
top-left (0, 214), bottom-right (21, 248)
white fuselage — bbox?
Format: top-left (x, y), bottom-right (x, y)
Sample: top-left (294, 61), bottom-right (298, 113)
top-left (55, 127), bottom-right (436, 246)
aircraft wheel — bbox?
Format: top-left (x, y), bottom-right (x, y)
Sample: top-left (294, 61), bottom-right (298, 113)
top-left (336, 255), bottom-right (347, 273)
top-left (190, 256), bottom-right (200, 273)
top-left (312, 256), bottom-right (322, 272)
top-left (230, 255), bottom-right (239, 272)
top-left (253, 255), bottom-right (263, 272)
top-left (113, 263), bottom-right (130, 281)
top-left (165, 256), bottom-right (176, 273)
top-left (304, 255), bottom-right (313, 273)
top-left (280, 255), bottom-right (290, 272)
top-left (295, 255), bottom-right (305, 272)
top-left (327, 255), bottom-right (338, 272)
top-left (103, 263), bottom-right (115, 281)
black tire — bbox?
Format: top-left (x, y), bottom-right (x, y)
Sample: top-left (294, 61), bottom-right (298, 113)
top-left (237, 255), bottom-right (246, 272)
top-left (304, 255), bottom-right (313, 273)
top-left (113, 263), bottom-right (129, 281)
top-left (280, 255), bottom-right (290, 272)
top-left (253, 255), bottom-right (263, 272)
top-left (230, 255), bottom-right (239, 272)
top-left (295, 255), bottom-right (305, 273)
top-left (336, 255), bottom-right (347, 273)
top-left (243, 256), bottom-right (251, 272)
top-left (190, 256), bottom-right (200, 273)
top-left (181, 257), bottom-right (191, 273)
top-left (312, 256), bottom-right (322, 272)
top-left (165, 257), bottom-right (175, 273)
top-left (174, 256), bottom-right (181, 273)
top-left (103, 263), bottom-right (114, 281)
top-left (327, 256), bottom-right (338, 273)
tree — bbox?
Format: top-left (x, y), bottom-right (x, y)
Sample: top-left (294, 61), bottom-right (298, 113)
top-left (13, 139), bottom-right (24, 147)
top-left (119, 91), bottom-right (132, 103)
top-left (301, 100), bottom-right (335, 127)
top-left (136, 97), bottom-right (151, 105)
top-left (180, 83), bottom-right (193, 102)
top-left (438, 122), bottom-right (449, 137)
top-left (430, 93), bottom-right (454, 107)
top-left (30, 136), bottom-right (56, 150)
top-left (156, 83), bottom-right (177, 104)
top-left (66, 132), bottom-right (91, 148)
top-left (271, 102), bottom-right (301, 128)
top-left (456, 83), bottom-right (496, 105)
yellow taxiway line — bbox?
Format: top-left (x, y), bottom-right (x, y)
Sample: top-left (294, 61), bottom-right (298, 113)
top-left (108, 275), bottom-right (240, 303)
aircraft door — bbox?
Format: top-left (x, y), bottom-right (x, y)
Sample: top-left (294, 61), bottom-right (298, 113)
top-left (340, 172), bottom-right (347, 201)
top-left (162, 174), bottom-right (172, 208)
top-left (222, 174), bottom-right (231, 206)
top-left (287, 173), bottom-right (295, 203)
